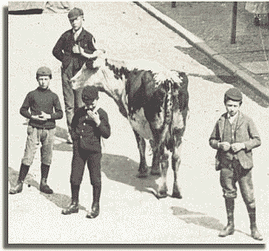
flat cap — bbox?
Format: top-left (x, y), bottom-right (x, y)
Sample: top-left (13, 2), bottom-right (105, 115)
top-left (36, 66), bottom-right (52, 77)
top-left (82, 86), bottom-right (99, 100)
top-left (224, 87), bottom-right (242, 101)
top-left (68, 7), bottom-right (83, 20)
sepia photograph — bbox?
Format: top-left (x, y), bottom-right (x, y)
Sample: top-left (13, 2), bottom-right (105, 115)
top-left (6, 1), bottom-right (269, 248)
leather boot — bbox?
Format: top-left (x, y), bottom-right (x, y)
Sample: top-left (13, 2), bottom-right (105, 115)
top-left (40, 163), bottom-right (53, 194)
top-left (62, 184), bottom-right (80, 215)
top-left (61, 199), bottom-right (79, 215)
top-left (9, 164), bottom-right (30, 194)
top-left (247, 206), bottom-right (263, 241)
top-left (219, 198), bottom-right (235, 237)
top-left (40, 178), bottom-right (53, 194)
top-left (86, 185), bottom-right (101, 219)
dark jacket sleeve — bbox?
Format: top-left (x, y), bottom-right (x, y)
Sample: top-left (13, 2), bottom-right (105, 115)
top-left (52, 33), bottom-right (65, 62)
top-left (20, 93), bottom-right (32, 119)
top-left (209, 121), bottom-right (220, 150)
top-left (97, 109), bottom-right (111, 139)
top-left (51, 94), bottom-right (63, 120)
top-left (244, 117), bottom-right (261, 151)
top-left (83, 36), bottom-right (96, 55)
top-left (70, 108), bottom-right (81, 141)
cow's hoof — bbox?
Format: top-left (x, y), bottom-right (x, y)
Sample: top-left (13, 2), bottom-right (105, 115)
top-left (156, 190), bottom-right (168, 199)
top-left (171, 192), bottom-right (182, 199)
top-left (136, 172), bottom-right (148, 178)
top-left (150, 170), bottom-right (161, 176)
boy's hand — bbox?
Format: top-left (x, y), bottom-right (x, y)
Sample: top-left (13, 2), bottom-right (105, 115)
top-left (231, 143), bottom-right (245, 153)
top-left (31, 115), bottom-right (46, 121)
top-left (72, 44), bottom-right (81, 54)
top-left (218, 142), bottom-right (231, 151)
top-left (38, 111), bottom-right (51, 120)
top-left (87, 110), bottom-right (100, 126)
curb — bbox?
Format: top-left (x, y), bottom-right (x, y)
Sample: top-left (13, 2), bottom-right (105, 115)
top-left (134, 2), bottom-right (269, 102)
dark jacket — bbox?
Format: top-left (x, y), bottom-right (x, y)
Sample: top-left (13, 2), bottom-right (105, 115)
top-left (52, 28), bottom-right (96, 70)
top-left (209, 111), bottom-right (261, 170)
top-left (20, 87), bottom-right (63, 129)
top-left (71, 106), bottom-right (111, 152)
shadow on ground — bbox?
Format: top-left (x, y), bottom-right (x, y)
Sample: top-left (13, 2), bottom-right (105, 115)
top-left (171, 206), bottom-right (224, 231)
top-left (53, 126), bottom-right (73, 152)
top-left (176, 46), bottom-right (269, 108)
top-left (8, 152), bottom-right (159, 210)
top-left (8, 167), bottom-right (86, 211)
top-left (101, 153), bottom-right (159, 196)
top-left (171, 206), bottom-right (252, 237)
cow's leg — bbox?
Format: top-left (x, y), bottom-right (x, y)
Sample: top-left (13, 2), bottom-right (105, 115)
top-left (133, 130), bottom-right (148, 178)
top-left (156, 146), bottom-right (169, 198)
top-left (171, 136), bottom-right (183, 199)
top-left (149, 140), bottom-right (161, 176)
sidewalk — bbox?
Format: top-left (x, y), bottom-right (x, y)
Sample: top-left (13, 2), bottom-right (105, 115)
top-left (136, 2), bottom-right (269, 102)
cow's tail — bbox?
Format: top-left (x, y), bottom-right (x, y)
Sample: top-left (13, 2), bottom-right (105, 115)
top-left (164, 81), bottom-right (173, 125)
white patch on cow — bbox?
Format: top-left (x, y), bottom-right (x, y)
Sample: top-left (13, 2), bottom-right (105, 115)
top-left (128, 108), bottom-right (153, 140)
top-left (121, 85), bottom-right (153, 140)
top-left (172, 112), bottom-right (185, 129)
top-left (154, 70), bottom-right (182, 86)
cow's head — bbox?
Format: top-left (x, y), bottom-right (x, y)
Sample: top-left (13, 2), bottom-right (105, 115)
top-left (70, 49), bottom-right (107, 91)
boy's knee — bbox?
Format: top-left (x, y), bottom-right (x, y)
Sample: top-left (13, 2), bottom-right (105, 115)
top-left (223, 190), bottom-right (237, 199)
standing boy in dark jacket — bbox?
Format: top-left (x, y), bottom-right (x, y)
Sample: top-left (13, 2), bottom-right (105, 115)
top-left (209, 87), bottom-right (263, 241)
top-left (62, 86), bottom-right (111, 218)
top-left (9, 67), bottom-right (63, 195)
top-left (52, 7), bottom-right (98, 143)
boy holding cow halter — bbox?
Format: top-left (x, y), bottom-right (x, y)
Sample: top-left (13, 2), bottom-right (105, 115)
top-left (209, 87), bottom-right (263, 241)
top-left (52, 7), bottom-right (100, 144)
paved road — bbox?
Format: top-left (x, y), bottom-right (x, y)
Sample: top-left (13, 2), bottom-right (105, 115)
top-left (8, 2), bottom-right (269, 246)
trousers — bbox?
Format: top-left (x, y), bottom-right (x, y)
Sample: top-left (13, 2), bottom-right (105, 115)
top-left (61, 61), bottom-right (84, 134)
top-left (22, 125), bottom-right (56, 166)
top-left (70, 139), bottom-right (102, 186)
top-left (220, 159), bottom-right (255, 208)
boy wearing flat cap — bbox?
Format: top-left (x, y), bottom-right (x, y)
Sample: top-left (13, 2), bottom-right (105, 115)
top-left (53, 7), bottom-right (98, 144)
top-left (9, 67), bottom-right (63, 195)
top-left (62, 86), bottom-right (110, 219)
top-left (209, 87), bottom-right (263, 240)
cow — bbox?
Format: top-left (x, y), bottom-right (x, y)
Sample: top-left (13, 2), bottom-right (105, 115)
top-left (70, 50), bottom-right (189, 199)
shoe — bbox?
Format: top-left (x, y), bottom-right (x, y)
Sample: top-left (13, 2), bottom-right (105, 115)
top-left (251, 227), bottom-right (263, 241)
top-left (62, 202), bottom-right (79, 215)
top-left (86, 202), bottom-right (99, 219)
top-left (9, 181), bottom-right (23, 194)
top-left (40, 184), bottom-right (53, 194)
top-left (219, 224), bottom-right (234, 237)
top-left (40, 178), bottom-right (53, 194)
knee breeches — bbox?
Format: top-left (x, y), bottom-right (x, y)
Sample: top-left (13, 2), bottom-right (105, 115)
top-left (220, 159), bottom-right (255, 207)
top-left (70, 140), bottom-right (102, 186)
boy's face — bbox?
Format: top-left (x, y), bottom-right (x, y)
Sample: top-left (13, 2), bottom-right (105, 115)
top-left (83, 97), bottom-right (98, 110)
top-left (37, 76), bottom-right (50, 89)
top-left (225, 99), bottom-right (241, 117)
top-left (69, 16), bottom-right (83, 31)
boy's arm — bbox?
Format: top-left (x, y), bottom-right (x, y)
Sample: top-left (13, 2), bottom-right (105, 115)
top-left (84, 36), bottom-right (97, 54)
top-left (52, 35), bottom-right (65, 62)
top-left (20, 93), bottom-right (32, 119)
top-left (244, 118), bottom-right (261, 151)
top-left (51, 95), bottom-right (63, 120)
top-left (97, 110), bottom-right (111, 139)
top-left (209, 122), bottom-right (220, 150)
top-left (70, 110), bottom-right (81, 141)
